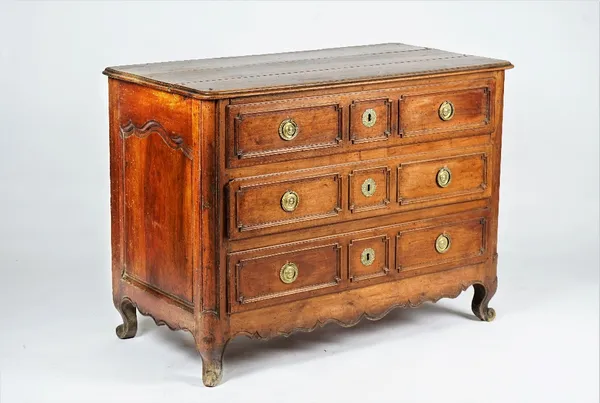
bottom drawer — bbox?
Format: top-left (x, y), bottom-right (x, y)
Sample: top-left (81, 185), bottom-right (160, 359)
top-left (228, 211), bottom-right (489, 313)
top-left (229, 242), bottom-right (342, 313)
top-left (396, 217), bottom-right (487, 272)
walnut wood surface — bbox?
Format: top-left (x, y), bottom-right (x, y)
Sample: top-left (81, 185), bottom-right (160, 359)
top-left (103, 43), bottom-right (511, 98)
top-left (106, 43), bottom-right (511, 387)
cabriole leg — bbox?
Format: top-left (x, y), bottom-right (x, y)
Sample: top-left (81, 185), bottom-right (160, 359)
top-left (471, 278), bottom-right (498, 322)
top-left (115, 297), bottom-right (138, 339)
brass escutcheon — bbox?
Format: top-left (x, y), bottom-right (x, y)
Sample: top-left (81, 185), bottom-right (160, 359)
top-left (438, 100), bottom-right (455, 121)
top-left (361, 248), bottom-right (376, 266)
top-left (436, 167), bottom-right (452, 188)
top-left (280, 190), bottom-right (299, 212)
top-left (435, 233), bottom-right (451, 254)
top-left (280, 262), bottom-right (298, 284)
top-left (279, 118), bottom-right (298, 141)
top-left (361, 178), bottom-right (377, 197)
top-left (362, 108), bottom-right (377, 128)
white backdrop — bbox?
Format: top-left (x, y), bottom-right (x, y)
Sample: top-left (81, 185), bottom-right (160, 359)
top-left (0, 2), bottom-right (598, 402)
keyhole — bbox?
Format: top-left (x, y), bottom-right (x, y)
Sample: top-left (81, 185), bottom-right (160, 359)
top-left (367, 113), bottom-right (372, 122)
top-left (366, 253), bottom-right (371, 261)
top-left (367, 183), bottom-right (371, 192)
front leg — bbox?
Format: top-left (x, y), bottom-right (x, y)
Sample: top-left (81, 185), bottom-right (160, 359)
top-left (197, 343), bottom-right (226, 387)
top-left (471, 277), bottom-right (498, 322)
top-left (115, 297), bottom-right (138, 339)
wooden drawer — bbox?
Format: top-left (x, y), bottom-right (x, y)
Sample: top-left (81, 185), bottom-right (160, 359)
top-left (397, 152), bottom-right (490, 206)
top-left (399, 82), bottom-right (493, 139)
top-left (227, 99), bottom-right (343, 167)
top-left (349, 166), bottom-right (391, 213)
top-left (228, 242), bottom-right (342, 312)
top-left (228, 148), bottom-right (491, 239)
top-left (349, 98), bottom-right (393, 144)
top-left (229, 172), bottom-right (342, 237)
top-left (396, 217), bottom-right (487, 272)
top-left (348, 234), bottom-right (390, 282)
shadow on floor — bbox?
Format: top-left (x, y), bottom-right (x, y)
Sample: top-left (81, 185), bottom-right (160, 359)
top-left (142, 300), bottom-right (480, 384)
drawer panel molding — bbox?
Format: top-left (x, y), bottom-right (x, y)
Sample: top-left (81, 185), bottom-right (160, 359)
top-left (231, 173), bottom-right (343, 233)
top-left (230, 243), bottom-right (343, 312)
top-left (399, 85), bottom-right (492, 138)
top-left (349, 98), bottom-right (393, 144)
top-left (228, 102), bottom-right (343, 164)
top-left (396, 217), bottom-right (487, 272)
top-left (397, 152), bottom-right (489, 205)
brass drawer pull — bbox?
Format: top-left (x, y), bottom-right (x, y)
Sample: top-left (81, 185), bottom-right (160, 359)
top-left (280, 190), bottom-right (299, 212)
top-left (435, 233), bottom-right (451, 254)
top-left (279, 118), bottom-right (298, 141)
top-left (436, 167), bottom-right (452, 188)
top-left (362, 108), bottom-right (377, 127)
top-left (361, 178), bottom-right (377, 197)
top-left (438, 100), bottom-right (455, 121)
top-left (280, 262), bottom-right (299, 284)
top-left (361, 248), bottom-right (376, 266)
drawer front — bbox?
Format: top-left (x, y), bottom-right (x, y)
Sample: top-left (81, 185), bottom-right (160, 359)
top-left (227, 101), bottom-right (342, 166)
top-left (229, 242), bottom-right (342, 312)
top-left (398, 152), bottom-right (489, 206)
top-left (348, 235), bottom-right (390, 282)
top-left (399, 85), bottom-right (492, 138)
top-left (349, 166), bottom-right (391, 213)
top-left (227, 210), bottom-right (490, 312)
top-left (228, 148), bottom-right (491, 239)
top-left (230, 173), bottom-right (342, 235)
top-left (349, 98), bottom-right (393, 144)
top-left (396, 217), bottom-right (487, 272)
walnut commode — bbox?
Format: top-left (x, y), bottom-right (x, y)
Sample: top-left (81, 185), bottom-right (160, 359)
top-left (103, 43), bottom-right (512, 386)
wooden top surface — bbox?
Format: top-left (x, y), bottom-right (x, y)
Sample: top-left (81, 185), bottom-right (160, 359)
top-left (103, 43), bottom-right (512, 98)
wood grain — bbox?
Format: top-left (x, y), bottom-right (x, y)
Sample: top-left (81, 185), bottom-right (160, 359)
top-left (103, 43), bottom-right (512, 97)
top-left (107, 43), bottom-right (512, 387)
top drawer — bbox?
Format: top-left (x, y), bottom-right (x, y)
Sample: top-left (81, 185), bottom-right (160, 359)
top-left (227, 97), bottom-right (343, 167)
top-left (399, 82), bottom-right (493, 138)
top-left (226, 78), bottom-right (496, 168)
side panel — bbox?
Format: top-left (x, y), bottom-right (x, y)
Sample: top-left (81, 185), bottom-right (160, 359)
top-left (112, 80), bottom-right (195, 306)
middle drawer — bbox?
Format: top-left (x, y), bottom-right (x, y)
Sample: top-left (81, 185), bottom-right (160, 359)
top-left (227, 147), bottom-right (492, 240)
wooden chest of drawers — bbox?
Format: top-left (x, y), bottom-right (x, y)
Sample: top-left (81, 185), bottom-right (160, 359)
top-left (103, 43), bottom-right (512, 387)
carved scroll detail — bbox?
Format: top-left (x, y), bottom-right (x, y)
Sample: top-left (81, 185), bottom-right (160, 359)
top-left (120, 120), bottom-right (193, 160)
top-left (232, 280), bottom-right (481, 340)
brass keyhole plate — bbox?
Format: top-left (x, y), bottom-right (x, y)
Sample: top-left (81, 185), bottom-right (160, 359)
top-left (361, 248), bottom-right (376, 266)
top-left (279, 118), bottom-right (298, 141)
top-left (280, 262), bottom-right (299, 284)
top-left (438, 101), bottom-right (455, 121)
top-left (281, 190), bottom-right (299, 212)
top-left (362, 109), bottom-right (377, 128)
top-left (435, 234), bottom-right (451, 254)
top-left (361, 178), bottom-right (377, 197)
top-left (436, 167), bottom-right (452, 188)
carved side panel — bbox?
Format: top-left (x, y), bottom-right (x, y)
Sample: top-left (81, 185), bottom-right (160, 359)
top-left (116, 81), bottom-right (195, 306)
top-left (120, 120), bottom-right (193, 160)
